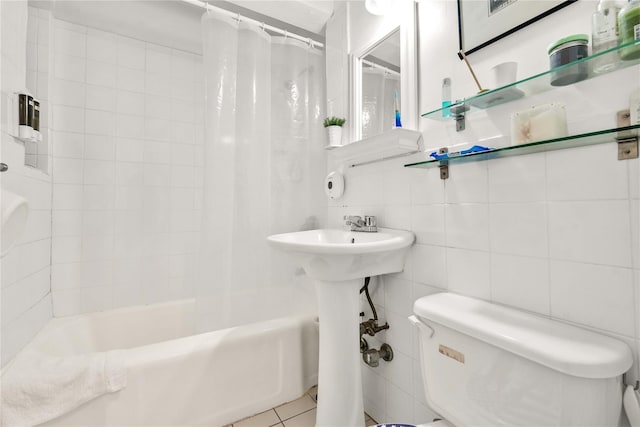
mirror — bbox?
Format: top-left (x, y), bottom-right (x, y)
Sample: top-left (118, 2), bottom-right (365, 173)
top-left (348, 1), bottom-right (417, 143)
top-left (361, 29), bottom-right (401, 140)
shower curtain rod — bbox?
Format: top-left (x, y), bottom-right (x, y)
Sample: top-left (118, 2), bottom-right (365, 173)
top-left (362, 59), bottom-right (400, 76)
top-left (181, 0), bottom-right (325, 49)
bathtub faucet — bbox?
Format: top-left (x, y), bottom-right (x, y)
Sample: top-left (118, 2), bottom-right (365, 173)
top-left (344, 215), bottom-right (377, 232)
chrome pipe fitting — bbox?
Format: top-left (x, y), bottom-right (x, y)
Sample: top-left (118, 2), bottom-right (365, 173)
top-left (362, 343), bottom-right (393, 367)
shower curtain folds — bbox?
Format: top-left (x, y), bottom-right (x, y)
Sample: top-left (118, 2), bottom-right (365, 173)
top-left (197, 11), bottom-right (325, 333)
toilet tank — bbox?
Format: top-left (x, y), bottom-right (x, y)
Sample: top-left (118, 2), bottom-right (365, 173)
top-left (411, 293), bottom-right (633, 427)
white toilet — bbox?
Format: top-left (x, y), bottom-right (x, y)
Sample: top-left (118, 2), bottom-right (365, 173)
top-left (382, 292), bottom-right (635, 427)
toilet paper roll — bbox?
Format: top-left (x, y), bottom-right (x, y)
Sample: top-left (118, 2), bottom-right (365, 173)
top-left (624, 385), bottom-right (640, 427)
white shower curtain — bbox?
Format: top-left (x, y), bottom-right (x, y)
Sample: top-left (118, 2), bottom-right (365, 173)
top-left (362, 68), bottom-right (400, 139)
top-left (196, 11), bottom-right (325, 332)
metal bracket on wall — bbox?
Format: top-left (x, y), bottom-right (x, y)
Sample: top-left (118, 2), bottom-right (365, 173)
top-left (451, 103), bottom-right (470, 132)
top-left (617, 109), bottom-right (639, 160)
top-left (437, 147), bottom-right (449, 180)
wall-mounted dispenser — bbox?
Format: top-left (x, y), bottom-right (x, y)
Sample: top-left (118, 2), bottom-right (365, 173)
top-left (8, 91), bottom-right (42, 143)
top-left (324, 171), bottom-right (344, 199)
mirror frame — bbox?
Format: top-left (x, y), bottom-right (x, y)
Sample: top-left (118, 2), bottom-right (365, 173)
top-left (348, 0), bottom-right (418, 143)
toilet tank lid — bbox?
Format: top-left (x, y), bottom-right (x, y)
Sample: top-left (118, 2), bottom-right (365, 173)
top-left (413, 293), bottom-right (632, 379)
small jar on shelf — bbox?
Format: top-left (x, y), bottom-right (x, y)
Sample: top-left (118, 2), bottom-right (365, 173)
top-left (547, 34), bottom-right (589, 86)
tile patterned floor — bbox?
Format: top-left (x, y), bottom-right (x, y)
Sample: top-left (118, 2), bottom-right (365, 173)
top-left (226, 386), bottom-right (377, 427)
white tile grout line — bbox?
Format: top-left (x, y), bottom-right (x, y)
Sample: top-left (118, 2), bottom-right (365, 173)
top-left (228, 387), bottom-right (318, 427)
top-left (279, 407), bottom-right (315, 423)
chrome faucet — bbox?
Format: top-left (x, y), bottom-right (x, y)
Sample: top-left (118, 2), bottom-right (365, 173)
top-left (344, 215), bottom-right (377, 232)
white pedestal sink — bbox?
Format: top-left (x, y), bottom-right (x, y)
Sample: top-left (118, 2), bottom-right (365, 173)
top-left (267, 228), bottom-right (415, 427)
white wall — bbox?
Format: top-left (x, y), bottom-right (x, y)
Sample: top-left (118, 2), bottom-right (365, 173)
top-left (48, 16), bottom-right (203, 316)
top-left (326, 0), bottom-right (640, 424)
top-left (1, 3), bottom-right (53, 367)
top-left (325, 1), bottom-right (349, 121)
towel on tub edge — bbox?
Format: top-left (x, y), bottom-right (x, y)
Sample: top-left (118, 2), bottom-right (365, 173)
top-left (1, 349), bottom-right (127, 427)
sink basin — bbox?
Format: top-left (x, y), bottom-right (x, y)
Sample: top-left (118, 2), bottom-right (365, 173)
top-left (267, 227), bottom-right (414, 426)
top-left (267, 228), bottom-right (414, 281)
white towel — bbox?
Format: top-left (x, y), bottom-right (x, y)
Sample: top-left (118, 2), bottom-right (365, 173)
top-left (1, 349), bottom-right (127, 427)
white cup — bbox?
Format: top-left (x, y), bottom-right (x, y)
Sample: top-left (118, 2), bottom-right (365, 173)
top-left (492, 61), bottom-right (518, 88)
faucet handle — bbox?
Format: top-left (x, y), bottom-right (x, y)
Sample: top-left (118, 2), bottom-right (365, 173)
top-left (343, 215), bottom-right (361, 225)
top-left (344, 215), bottom-right (376, 232)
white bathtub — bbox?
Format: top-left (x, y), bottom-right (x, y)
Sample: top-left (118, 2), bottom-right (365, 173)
top-left (17, 299), bottom-right (318, 426)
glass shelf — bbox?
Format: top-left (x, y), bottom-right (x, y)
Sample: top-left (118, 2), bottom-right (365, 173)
top-left (422, 40), bottom-right (640, 121)
top-left (404, 125), bottom-right (640, 169)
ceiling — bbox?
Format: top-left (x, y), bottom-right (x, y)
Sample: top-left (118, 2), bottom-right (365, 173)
top-left (226, 1), bottom-right (334, 34)
top-left (30, 0), bottom-right (334, 54)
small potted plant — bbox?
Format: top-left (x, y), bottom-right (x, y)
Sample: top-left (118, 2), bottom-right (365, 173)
top-left (323, 116), bottom-right (346, 147)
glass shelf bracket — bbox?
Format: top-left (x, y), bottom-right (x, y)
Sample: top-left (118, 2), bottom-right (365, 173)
top-left (405, 123), bottom-right (639, 179)
top-left (617, 110), bottom-right (639, 160)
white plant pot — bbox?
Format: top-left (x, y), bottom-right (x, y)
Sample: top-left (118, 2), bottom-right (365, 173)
top-left (326, 125), bottom-right (343, 147)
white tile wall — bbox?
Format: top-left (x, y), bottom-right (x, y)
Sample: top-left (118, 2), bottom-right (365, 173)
top-left (329, 1), bottom-right (640, 424)
top-left (489, 202), bottom-right (548, 257)
top-left (447, 248), bottom-right (491, 299)
top-left (444, 161), bottom-right (488, 204)
top-left (25, 5), bottom-right (50, 172)
top-left (411, 204), bottom-right (445, 246)
top-left (48, 18), bottom-right (203, 316)
top-left (411, 244), bottom-right (446, 288)
top-left (546, 144), bottom-right (629, 201)
top-left (550, 260), bottom-right (635, 336)
top-left (548, 200), bottom-right (633, 267)
top-left (490, 254), bottom-right (550, 315)
top-left (444, 203), bottom-right (489, 251)
top-left (1, 4), bottom-right (53, 366)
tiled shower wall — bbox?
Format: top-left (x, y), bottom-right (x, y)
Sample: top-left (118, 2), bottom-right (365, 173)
top-left (25, 7), bottom-right (50, 172)
top-left (1, 3), bottom-right (53, 366)
top-left (48, 16), bottom-right (203, 316)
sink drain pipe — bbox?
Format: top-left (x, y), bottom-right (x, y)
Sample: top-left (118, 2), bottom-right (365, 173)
top-left (359, 277), bottom-right (379, 322)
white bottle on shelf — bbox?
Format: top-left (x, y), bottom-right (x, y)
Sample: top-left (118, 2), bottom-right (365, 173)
top-left (592, 0), bottom-right (626, 73)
